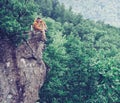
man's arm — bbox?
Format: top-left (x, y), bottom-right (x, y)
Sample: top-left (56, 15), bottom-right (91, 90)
top-left (33, 22), bottom-right (42, 31)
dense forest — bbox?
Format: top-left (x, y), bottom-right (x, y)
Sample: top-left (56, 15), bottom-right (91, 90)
top-left (0, 0), bottom-right (120, 103)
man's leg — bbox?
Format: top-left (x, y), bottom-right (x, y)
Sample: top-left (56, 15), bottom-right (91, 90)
top-left (41, 30), bottom-right (47, 41)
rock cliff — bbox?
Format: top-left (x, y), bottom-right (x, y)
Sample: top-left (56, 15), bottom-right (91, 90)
top-left (0, 33), bottom-right (46, 103)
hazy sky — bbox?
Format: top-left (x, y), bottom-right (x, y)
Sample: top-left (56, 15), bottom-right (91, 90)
top-left (59, 0), bottom-right (120, 27)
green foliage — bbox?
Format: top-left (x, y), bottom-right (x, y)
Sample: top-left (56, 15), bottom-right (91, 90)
top-left (35, 0), bottom-right (80, 24)
top-left (38, 1), bottom-right (120, 103)
top-left (35, 0), bottom-right (53, 17)
top-left (40, 19), bottom-right (68, 103)
top-left (0, 0), bottom-right (36, 45)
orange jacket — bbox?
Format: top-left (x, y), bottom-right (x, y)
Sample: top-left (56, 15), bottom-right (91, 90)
top-left (33, 20), bottom-right (47, 31)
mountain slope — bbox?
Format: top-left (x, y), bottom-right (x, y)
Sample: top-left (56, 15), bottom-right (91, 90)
top-left (58, 0), bottom-right (120, 27)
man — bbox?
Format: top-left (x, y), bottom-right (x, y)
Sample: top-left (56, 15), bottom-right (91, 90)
top-left (33, 17), bottom-right (47, 41)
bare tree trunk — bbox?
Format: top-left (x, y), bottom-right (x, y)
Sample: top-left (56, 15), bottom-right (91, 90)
top-left (0, 33), bottom-right (46, 103)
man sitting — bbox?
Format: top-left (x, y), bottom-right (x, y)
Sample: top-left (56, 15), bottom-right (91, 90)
top-left (33, 17), bottom-right (47, 41)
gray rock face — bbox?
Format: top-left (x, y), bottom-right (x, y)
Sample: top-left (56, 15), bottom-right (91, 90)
top-left (0, 34), bottom-right (46, 103)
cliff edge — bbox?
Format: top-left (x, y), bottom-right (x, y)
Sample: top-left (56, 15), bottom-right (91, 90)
top-left (0, 33), bottom-right (46, 103)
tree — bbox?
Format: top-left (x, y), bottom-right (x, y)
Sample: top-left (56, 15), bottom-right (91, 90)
top-left (39, 14), bottom-right (120, 103)
top-left (0, 0), bottom-right (36, 45)
top-left (40, 19), bottom-right (68, 102)
top-left (35, 0), bottom-right (53, 17)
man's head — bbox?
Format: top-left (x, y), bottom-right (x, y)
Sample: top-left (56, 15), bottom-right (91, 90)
top-left (36, 17), bottom-right (41, 23)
